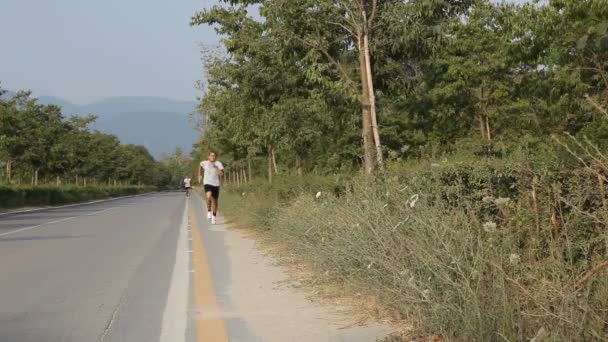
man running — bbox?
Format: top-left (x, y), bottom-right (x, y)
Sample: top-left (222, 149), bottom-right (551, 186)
top-left (198, 151), bottom-right (224, 224)
top-left (183, 175), bottom-right (192, 197)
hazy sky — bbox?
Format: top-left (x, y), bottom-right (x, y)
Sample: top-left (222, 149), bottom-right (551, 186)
top-left (0, 0), bottom-right (527, 104)
top-left (0, 0), bottom-right (219, 104)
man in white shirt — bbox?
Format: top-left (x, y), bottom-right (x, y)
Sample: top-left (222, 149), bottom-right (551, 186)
top-left (183, 176), bottom-right (192, 197)
top-left (198, 151), bottom-right (224, 224)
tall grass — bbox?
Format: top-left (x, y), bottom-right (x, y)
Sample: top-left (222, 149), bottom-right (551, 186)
top-left (223, 156), bottom-right (608, 341)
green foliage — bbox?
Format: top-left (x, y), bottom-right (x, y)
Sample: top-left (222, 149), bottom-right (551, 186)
top-left (191, 0), bottom-right (608, 169)
top-left (0, 185), bottom-right (153, 209)
top-left (0, 89), bottom-right (180, 188)
top-left (190, 1), bottom-right (608, 339)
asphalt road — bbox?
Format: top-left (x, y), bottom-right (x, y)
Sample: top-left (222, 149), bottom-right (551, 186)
top-left (0, 193), bottom-right (186, 342)
top-left (0, 192), bottom-right (392, 342)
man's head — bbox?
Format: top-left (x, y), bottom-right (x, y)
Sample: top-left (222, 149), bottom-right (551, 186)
top-left (208, 151), bottom-right (217, 162)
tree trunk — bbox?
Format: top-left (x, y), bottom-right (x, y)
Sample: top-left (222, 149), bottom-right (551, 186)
top-left (31, 169), bottom-right (35, 186)
top-left (485, 115), bottom-right (492, 141)
top-left (241, 167), bottom-right (247, 183)
top-left (236, 167), bottom-right (241, 187)
top-left (363, 25), bottom-right (383, 171)
top-left (84, 178), bottom-right (88, 187)
top-left (478, 114), bottom-right (487, 140)
top-left (57, 176), bottom-right (61, 186)
top-left (357, 30), bottom-right (375, 176)
top-left (248, 158), bottom-right (252, 181)
top-left (6, 160), bottom-right (12, 182)
top-left (271, 148), bottom-right (279, 175)
top-left (296, 155), bottom-right (303, 176)
top-left (268, 150), bottom-right (273, 183)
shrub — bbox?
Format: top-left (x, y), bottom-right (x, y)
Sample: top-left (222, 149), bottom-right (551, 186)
top-left (0, 185), bottom-right (154, 209)
top-left (223, 158), bottom-right (608, 341)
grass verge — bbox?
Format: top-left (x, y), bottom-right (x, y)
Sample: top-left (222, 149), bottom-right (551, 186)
top-left (221, 153), bottom-right (608, 341)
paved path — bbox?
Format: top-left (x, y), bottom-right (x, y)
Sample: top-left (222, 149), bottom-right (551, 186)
top-left (0, 191), bottom-right (392, 342)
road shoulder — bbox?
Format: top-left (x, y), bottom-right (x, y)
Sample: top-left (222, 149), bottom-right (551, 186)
top-left (191, 193), bottom-right (395, 342)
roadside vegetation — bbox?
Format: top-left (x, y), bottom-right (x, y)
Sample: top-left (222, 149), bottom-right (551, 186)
top-left (191, 0), bottom-right (608, 340)
top-left (0, 185), bottom-right (153, 210)
top-left (0, 88), bottom-right (194, 208)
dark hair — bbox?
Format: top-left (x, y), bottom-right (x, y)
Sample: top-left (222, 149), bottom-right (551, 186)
top-left (208, 151), bottom-right (217, 156)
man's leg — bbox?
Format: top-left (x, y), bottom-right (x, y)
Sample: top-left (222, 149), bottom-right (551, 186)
top-left (205, 190), bottom-right (213, 219)
top-left (210, 187), bottom-right (220, 224)
top-left (211, 196), bottom-right (218, 216)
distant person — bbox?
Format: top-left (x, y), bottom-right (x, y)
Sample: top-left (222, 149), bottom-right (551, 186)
top-left (183, 176), bottom-right (192, 197)
top-left (198, 151), bottom-right (224, 224)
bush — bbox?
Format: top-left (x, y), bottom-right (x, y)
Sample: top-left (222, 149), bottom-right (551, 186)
top-left (223, 157), bottom-right (608, 341)
top-left (0, 185), bottom-right (154, 209)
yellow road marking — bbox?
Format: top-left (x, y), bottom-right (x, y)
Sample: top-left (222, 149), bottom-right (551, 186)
top-left (188, 199), bottom-right (229, 342)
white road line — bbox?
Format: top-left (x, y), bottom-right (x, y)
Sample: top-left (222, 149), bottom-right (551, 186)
top-left (0, 206), bottom-right (120, 238)
top-left (159, 201), bottom-right (190, 342)
top-left (85, 207), bottom-right (118, 216)
top-left (0, 216), bottom-right (77, 238)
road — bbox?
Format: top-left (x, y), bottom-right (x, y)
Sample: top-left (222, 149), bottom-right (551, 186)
top-left (0, 193), bottom-right (186, 342)
top-left (0, 192), bottom-right (392, 342)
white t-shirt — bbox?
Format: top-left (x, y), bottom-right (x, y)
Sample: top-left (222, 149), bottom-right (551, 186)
top-left (184, 178), bottom-right (191, 188)
top-left (200, 160), bottom-right (224, 187)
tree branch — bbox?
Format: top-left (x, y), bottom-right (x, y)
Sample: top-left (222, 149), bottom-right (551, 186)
top-left (323, 20), bottom-right (356, 36)
top-left (368, 0), bottom-right (378, 26)
top-left (292, 35), bottom-right (357, 88)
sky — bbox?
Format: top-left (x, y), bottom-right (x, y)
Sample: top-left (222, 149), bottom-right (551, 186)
top-left (0, 0), bottom-right (527, 105)
top-left (0, 0), bottom-right (220, 104)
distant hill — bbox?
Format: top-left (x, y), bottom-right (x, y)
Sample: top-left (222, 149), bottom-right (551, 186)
top-left (37, 96), bottom-right (201, 159)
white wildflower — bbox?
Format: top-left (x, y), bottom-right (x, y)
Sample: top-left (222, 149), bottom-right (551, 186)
top-left (367, 261), bottom-right (374, 269)
top-left (483, 221), bottom-right (497, 233)
top-left (408, 194), bottom-right (419, 208)
top-left (315, 191), bottom-right (322, 199)
top-left (509, 253), bottom-right (520, 265)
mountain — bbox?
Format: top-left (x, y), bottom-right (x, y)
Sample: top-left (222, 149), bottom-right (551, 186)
top-left (38, 96), bottom-right (81, 115)
top-left (38, 96), bottom-right (200, 159)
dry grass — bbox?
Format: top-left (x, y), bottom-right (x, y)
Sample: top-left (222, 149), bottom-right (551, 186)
top-left (222, 157), bottom-right (608, 341)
